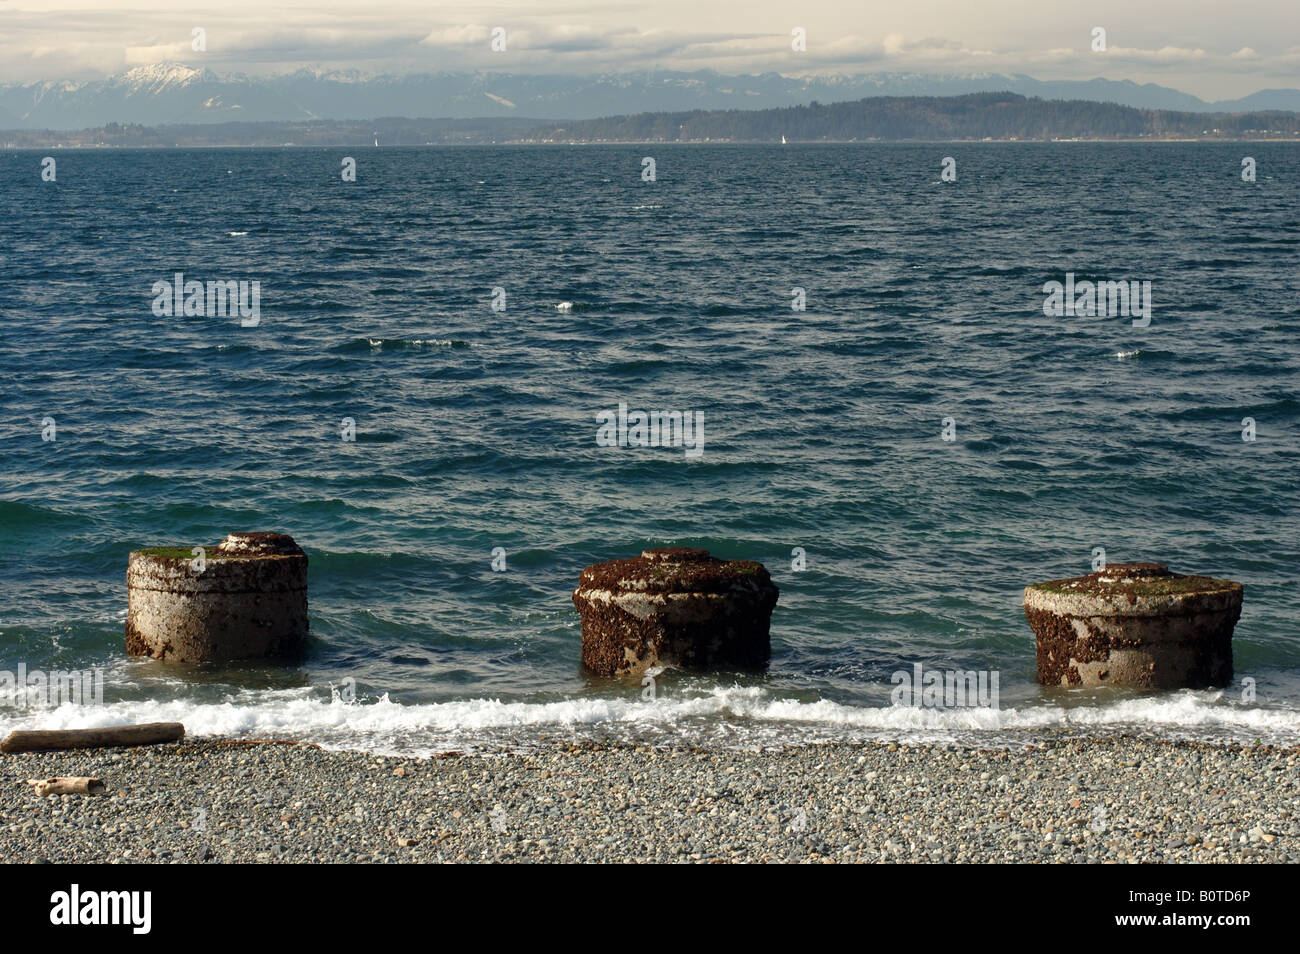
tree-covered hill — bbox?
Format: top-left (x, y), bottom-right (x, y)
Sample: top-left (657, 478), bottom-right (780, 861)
top-left (526, 92), bottom-right (1300, 142)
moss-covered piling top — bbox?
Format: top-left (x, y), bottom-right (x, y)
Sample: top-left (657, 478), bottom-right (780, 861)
top-left (1028, 562), bottom-right (1240, 601)
top-left (133, 534), bottom-right (305, 563)
top-left (578, 547), bottom-right (773, 594)
top-left (134, 545), bottom-right (234, 561)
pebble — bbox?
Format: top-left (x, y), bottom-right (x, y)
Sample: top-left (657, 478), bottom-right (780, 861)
top-left (0, 737), bottom-right (1294, 863)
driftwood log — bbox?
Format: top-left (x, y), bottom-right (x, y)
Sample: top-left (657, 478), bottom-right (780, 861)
top-left (26, 777), bottom-right (106, 796)
top-left (0, 722), bottom-right (184, 754)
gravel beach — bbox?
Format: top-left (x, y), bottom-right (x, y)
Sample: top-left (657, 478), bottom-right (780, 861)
top-left (3, 737), bottom-right (1296, 863)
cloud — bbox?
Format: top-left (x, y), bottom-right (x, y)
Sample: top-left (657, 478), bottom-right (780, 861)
top-left (124, 43), bottom-right (192, 66)
top-left (1103, 45), bottom-right (1207, 61)
top-left (0, 2), bottom-right (1297, 100)
top-left (420, 24), bottom-right (493, 47)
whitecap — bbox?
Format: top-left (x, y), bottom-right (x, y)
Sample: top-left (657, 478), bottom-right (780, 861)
top-left (3, 686), bottom-right (1296, 757)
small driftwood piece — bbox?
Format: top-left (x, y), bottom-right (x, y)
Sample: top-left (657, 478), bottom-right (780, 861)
top-left (27, 777), bottom-right (106, 796)
top-left (0, 722), bottom-right (184, 754)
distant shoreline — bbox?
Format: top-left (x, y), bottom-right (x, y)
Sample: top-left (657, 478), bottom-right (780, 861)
top-left (7, 138), bottom-right (1300, 150)
top-left (5, 90), bottom-right (1298, 149)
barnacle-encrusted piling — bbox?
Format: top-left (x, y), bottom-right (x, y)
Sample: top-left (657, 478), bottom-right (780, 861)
top-left (572, 547), bottom-right (778, 677)
top-left (126, 532), bottom-right (308, 664)
top-left (1024, 562), bottom-right (1242, 689)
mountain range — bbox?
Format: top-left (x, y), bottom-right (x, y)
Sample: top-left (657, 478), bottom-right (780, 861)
top-left (3, 63), bottom-right (1299, 129)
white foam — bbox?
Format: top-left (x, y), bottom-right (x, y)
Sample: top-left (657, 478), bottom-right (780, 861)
top-left (3, 687), bottom-right (1297, 756)
top-left (365, 338), bottom-right (457, 349)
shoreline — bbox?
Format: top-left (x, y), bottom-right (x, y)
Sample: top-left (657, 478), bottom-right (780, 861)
top-left (3, 737), bottom-right (1295, 863)
top-left (9, 138), bottom-right (1300, 150)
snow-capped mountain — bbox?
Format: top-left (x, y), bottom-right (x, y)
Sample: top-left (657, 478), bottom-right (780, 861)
top-left (1, 64), bottom-right (1295, 129)
top-left (116, 63), bottom-right (212, 93)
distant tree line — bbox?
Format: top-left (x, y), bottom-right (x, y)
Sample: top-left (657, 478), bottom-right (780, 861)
top-left (529, 92), bottom-right (1300, 141)
top-left (1, 117), bottom-right (540, 148)
top-left (5, 93), bottom-right (1297, 147)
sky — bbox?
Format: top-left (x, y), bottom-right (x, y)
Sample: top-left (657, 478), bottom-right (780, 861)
top-left (1, 1), bottom-right (1298, 99)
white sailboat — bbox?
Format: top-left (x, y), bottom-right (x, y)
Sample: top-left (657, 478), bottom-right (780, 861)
top-left (781, 135), bottom-right (787, 144)
top-left (373, 132), bottom-right (379, 147)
